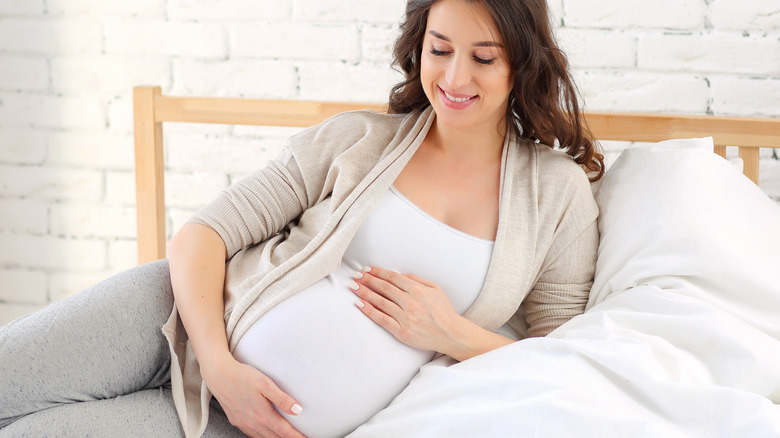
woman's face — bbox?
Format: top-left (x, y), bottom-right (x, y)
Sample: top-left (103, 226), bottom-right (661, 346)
top-left (420, 0), bottom-right (513, 135)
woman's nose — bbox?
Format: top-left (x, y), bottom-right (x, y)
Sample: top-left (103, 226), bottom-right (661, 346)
top-left (444, 56), bottom-right (471, 89)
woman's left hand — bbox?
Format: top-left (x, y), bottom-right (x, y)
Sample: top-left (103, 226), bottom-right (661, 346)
top-left (350, 266), bottom-right (465, 355)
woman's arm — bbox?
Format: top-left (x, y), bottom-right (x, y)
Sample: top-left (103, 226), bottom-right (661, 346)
top-left (523, 219), bottom-right (597, 337)
top-left (168, 223), bottom-right (231, 375)
top-left (524, 164), bottom-right (599, 337)
top-left (168, 223), bottom-right (305, 438)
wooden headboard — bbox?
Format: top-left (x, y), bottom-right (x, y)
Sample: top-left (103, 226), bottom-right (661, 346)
top-left (133, 85), bottom-right (780, 265)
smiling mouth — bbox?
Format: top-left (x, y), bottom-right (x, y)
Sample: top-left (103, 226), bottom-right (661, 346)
top-left (440, 87), bottom-right (476, 103)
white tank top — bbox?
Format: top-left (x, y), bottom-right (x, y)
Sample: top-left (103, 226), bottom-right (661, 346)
top-left (232, 186), bottom-right (494, 438)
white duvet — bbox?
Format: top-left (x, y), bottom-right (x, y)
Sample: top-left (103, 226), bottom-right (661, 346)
top-left (349, 139), bottom-right (780, 437)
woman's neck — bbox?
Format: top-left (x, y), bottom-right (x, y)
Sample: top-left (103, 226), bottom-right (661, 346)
top-left (427, 118), bottom-right (505, 166)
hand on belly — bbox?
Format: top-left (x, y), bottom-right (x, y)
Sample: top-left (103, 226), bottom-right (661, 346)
top-left (349, 265), bottom-right (466, 354)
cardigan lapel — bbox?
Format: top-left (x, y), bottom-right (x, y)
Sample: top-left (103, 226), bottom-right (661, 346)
top-left (461, 134), bottom-right (539, 332)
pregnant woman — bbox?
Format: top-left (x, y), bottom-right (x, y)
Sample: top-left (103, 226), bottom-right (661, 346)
top-left (0, 0), bottom-right (603, 437)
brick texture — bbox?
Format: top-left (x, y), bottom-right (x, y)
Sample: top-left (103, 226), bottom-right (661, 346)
top-left (0, 19), bottom-right (102, 55)
top-left (564, 0), bottom-right (707, 30)
top-left (0, 0), bottom-right (778, 323)
top-left (711, 0), bottom-right (780, 31)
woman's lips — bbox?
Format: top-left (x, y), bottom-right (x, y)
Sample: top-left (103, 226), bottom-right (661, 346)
top-left (438, 86), bottom-right (477, 109)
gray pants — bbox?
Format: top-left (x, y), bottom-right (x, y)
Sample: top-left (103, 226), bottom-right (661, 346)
top-left (0, 260), bottom-right (245, 437)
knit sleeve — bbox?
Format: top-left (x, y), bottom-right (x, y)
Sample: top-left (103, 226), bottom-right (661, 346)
top-left (186, 110), bottom-right (406, 259)
top-left (524, 168), bottom-right (599, 337)
top-left (187, 149), bottom-right (308, 259)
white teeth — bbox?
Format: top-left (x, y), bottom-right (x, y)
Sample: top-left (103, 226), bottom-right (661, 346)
top-left (444, 91), bottom-right (471, 103)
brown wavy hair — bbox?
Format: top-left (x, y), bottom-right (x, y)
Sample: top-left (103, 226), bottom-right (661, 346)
top-left (388, 0), bottom-right (605, 181)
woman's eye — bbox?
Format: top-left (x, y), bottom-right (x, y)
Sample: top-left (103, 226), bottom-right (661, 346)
top-left (473, 56), bottom-right (495, 65)
top-left (429, 47), bottom-right (495, 65)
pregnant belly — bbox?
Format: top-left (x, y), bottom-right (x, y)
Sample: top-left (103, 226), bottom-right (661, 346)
top-left (232, 264), bottom-right (434, 438)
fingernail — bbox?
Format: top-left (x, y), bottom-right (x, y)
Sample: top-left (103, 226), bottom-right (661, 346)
top-left (352, 271), bottom-right (363, 279)
top-left (349, 281), bottom-right (359, 291)
top-left (292, 404), bottom-right (303, 415)
top-left (362, 266), bottom-right (372, 272)
top-left (355, 300), bottom-right (365, 308)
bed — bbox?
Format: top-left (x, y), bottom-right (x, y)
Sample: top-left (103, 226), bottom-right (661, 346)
top-left (133, 85), bottom-right (780, 436)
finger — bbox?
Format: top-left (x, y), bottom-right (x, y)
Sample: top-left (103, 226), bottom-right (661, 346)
top-left (255, 379), bottom-right (307, 438)
top-left (251, 401), bottom-right (306, 438)
top-left (225, 408), bottom-right (280, 438)
top-left (355, 299), bottom-right (402, 336)
top-left (224, 396), bottom-right (288, 438)
top-left (263, 428), bottom-right (281, 438)
top-left (354, 268), bottom-right (412, 303)
top-left (257, 376), bottom-right (304, 418)
top-left (350, 280), bottom-right (403, 316)
top-left (358, 266), bottom-right (418, 292)
top-left (268, 417), bottom-right (307, 438)
top-left (246, 424), bottom-right (280, 438)
top-left (244, 408), bottom-right (302, 438)
top-left (403, 272), bottom-right (439, 288)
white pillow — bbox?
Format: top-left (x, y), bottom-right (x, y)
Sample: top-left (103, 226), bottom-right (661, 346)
top-left (589, 137), bottom-right (780, 340)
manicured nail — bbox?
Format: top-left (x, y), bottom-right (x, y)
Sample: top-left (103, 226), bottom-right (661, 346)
top-left (292, 404), bottom-right (303, 415)
top-left (352, 271), bottom-right (363, 279)
top-left (355, 300), bottom-right (365, 308)
top-left (362, 266), bottom-right (372, 272)
top-left (349, 281), bottom-right (359, 291)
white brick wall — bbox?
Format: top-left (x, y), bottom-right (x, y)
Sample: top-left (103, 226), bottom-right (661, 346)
top-left (1, 0), bottom-right (778, 324)
top-left (564, 0), bottom-right (708, 29)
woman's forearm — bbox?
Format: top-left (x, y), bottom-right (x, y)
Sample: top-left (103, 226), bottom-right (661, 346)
top-left (444, 315), bottom-right (516, 362)
top-left (167, 222), bottom-right (233, 375)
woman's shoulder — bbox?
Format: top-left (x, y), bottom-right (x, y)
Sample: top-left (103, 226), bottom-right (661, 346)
top-left (307, 109), bottom-right (411, 137)
top-left (287, 109), bottom-right (422, 153)
top-left (511, 140), bottom-right (590, 185)
top-left (532, 143), bottom-right (583, 175)
top-left (513, 140), bottom-right (597, 211)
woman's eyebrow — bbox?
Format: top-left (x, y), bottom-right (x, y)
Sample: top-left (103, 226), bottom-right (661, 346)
top-left (427, 30), bottom-right (503, 48)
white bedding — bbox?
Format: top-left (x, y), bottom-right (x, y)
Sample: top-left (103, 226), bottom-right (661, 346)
top-left (348, 139), bottom-right (780, 437)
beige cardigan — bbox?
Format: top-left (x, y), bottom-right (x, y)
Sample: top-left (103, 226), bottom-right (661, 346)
top-left (162, 107), bottom-right (599, 437)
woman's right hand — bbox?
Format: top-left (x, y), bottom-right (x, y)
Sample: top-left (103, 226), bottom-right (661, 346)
top-left (203, 353), bottom-right (306, 438)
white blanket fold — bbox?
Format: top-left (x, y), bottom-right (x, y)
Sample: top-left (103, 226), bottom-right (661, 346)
top-left (350, 286), bottom-right (780, 437)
